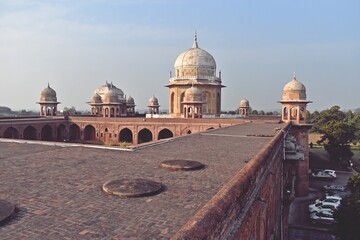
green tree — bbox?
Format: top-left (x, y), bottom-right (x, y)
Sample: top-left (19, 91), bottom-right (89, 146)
top-left (315, 106), bottom-right (355, 162)
top-left (334, 174), bottom-right (360, 240)
top-left (63, 106), bottom-right (77, 115)
top-left (351, 111), bottom-right (360, 144)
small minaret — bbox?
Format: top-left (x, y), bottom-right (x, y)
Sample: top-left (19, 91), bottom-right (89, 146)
top-left (37, 83), bottom-right (60, 116)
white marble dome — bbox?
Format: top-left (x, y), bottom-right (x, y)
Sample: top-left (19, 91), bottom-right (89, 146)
top-left (174, 34), bottom-right (216, 73)
top-left (95, 82), bottom-right (124, 98)
top-left (103, 88), bottom-right (121, 103)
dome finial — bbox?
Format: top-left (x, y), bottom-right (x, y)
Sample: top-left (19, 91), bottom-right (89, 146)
top-left (192, 31), bottom-right (198, 48)
top-left (293, 72), bottom-right (296, 80)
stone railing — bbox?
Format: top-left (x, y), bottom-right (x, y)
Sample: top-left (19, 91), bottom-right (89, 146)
top-left (169, 75), bottom-right (221, 82)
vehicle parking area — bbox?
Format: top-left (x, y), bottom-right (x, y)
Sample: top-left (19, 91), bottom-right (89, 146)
top-left (288, 170), bottom-right (354, 239)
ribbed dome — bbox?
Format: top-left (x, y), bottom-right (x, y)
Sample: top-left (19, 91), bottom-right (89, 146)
top-left (184, 86), bottom-right (202, 102)
top-left (90, 93), bottom-right (102, 104)
top-left (240, 98), bottom-right (250, 107)
top-left (283, 79), bottom-right (306, 92)
top-left (148, 96), bottom-right (159, 106)
top-left (282, 75), bottom-right (307, 100)
top-left (94, 82), bottom-right (124, 100)
top-left (40, 84), bottom-right (57, 102)
top-left (174, 34), bottom-right (216, 74)
top-left (103, 88), bottom-right (121, 103)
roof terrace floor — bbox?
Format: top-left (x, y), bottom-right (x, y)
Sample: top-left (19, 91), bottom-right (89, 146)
top-left (0, 122), bottom-right (285, 239)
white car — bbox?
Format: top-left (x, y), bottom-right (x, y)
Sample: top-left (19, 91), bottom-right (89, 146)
top-left (323, 185), bottom-right (345, 192)
top-left (309, 202), bottom-right (338, 213)
top-left (311, 169), bottom-right (337, 179)
top-left (315, 197), bottom-right (341, 207)
top-left (310, 211), bottom-right (336, 225)
top-left (323, 169), bottom-right (336, 178)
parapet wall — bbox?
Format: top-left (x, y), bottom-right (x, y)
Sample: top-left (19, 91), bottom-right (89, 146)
top-left (172, 123), bottom-right (290, 240)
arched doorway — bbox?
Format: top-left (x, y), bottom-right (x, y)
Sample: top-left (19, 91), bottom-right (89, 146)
top-left (119, 128), bottom-right (133, 143)
top-left (57, 124), bottom-right (66, 141)
top-left (69, 124), bottom-right (80, 141)
top-left (41, 125), bottom-right (53, 141)
top-left (158, 128), bottom-right (173, 140)
top-left (187, 130), bottom-right (192, 134)
top-left (23, 126), bottom-right (37, 140)
top-left (3, 127), bottom-right (19, 139)
top-left (138, 128), bottom-right (152, 144)
top-left (84, 125), bottom-right (96, 141)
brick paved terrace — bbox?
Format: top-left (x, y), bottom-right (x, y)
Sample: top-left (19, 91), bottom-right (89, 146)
top-left (0, 122), bottom-right (285, 239)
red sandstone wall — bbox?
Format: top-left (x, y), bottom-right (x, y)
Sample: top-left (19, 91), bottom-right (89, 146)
top-left (172, 123), bottom-right (291, 240)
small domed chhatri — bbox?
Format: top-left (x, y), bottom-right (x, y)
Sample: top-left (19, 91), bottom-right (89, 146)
top-left (280, 73), bottom-right (312, 124)
top-left (239, 98), bottom-right (250, 116)
top-left (148, 96), bottom-right (160, 114)
top-left (167, 32), bottom-right (224, 117)
top-left (184, 86), bottom-right (202, 102)
top-left (182, 85), bottom-right (203, 118)
top-left (126, 96), bottom-right (136, 116)
top-left (40, 83), bottom-right (57, 102)
top-left (91, 93), bottom-right (102, 104)
top-left (37, 83), bottom-right (60, 116)
top-left (282, 73), bottom-right (306, 101)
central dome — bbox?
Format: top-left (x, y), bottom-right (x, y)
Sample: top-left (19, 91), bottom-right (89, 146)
top-left (174, 34), bottom-right (216, 75)
top-left (94, 81), bottom-right (125, 102)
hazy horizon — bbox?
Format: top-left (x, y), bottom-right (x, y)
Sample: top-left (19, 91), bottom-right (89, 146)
top-left (1, 0), bottom-right (359, 113)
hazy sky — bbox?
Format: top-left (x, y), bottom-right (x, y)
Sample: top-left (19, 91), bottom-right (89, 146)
top-left (0, 0), bottom-right (359, 112)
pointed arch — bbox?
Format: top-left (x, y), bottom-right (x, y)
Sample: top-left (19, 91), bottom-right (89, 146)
top-left (41, 125), bottom-right (53, 141)
top-left (3, 127), bottom-right (19, 139)
top-left (57, 124), bottom-right (66, 141)
top-left (158, 128), bottom-right (174, 140)
top-left (119, 128), bottom-right (133, 143)
top-left (69, 124), bottom-right (80, 141)
top-left (23, 126), bottom-right (37, 140)
top-left (138, 128), bottom-right (153, 144)
top-left (84, 125), bottom-right (96, 141)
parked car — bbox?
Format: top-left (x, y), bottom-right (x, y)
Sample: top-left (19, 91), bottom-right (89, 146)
top-left (322, 185), bottom-right (345, 192)
top-left (309, 202), bottom-right (338, 213)
top-left (323, 195), bottom-right (342, 201)
top-left (311, 169), bottom-right (336, 179)
top-left (315, 197), bottom-right (341, 207)
top-left (310, 211), bottom-right (337, 225)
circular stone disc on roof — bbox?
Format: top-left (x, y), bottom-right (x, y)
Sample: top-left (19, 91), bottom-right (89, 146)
top-left (0, 200), bottom-right (15, 224)
top-left (102, 178), bottom-right (163, 198)
top-left (160, 160), bottom-right (205, 171)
